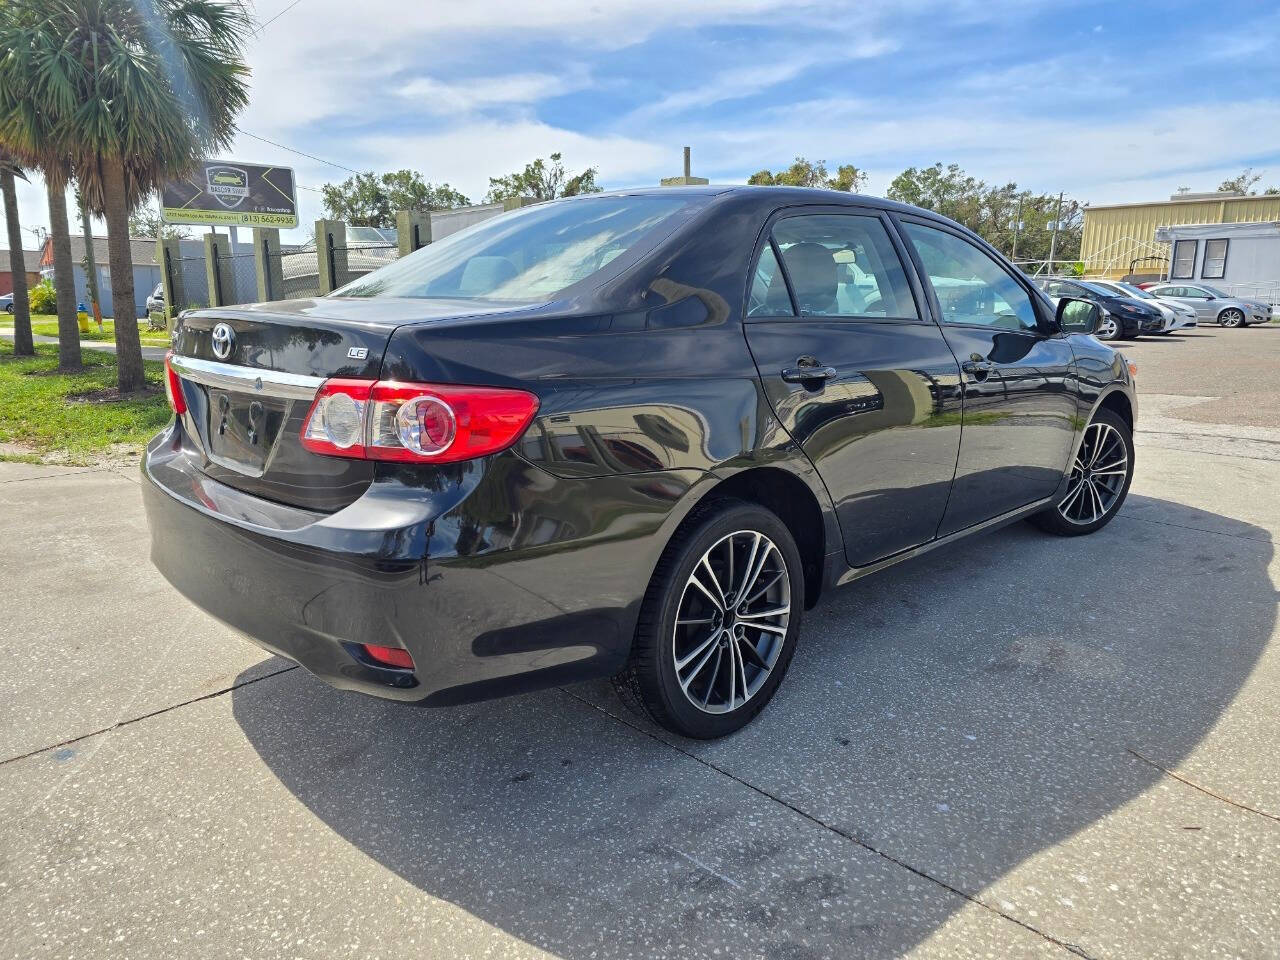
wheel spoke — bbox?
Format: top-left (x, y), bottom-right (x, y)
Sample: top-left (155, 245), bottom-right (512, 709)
top-left (726, 633), bottom-right (738, 708)
top-left (698, 555), bottom-right (728, 610)
top-left (732, 532), bottom-right (763, 600)
top-left (701, 647), bottom-right (723, 708)
top-left (1059, 478), bottom-right (1086, 516)
top-left (737, 543), bottom-right (776, 606)
top-left (675, 628), bottom-right (721, 673)
top-left (737, 636), bottom-right (769, 670)
top-left (737, 605), bottom-right (789, 620)
top-left (688, 572), bottom-right (724, 612)
top-left (742, 570), bottom-right (783, 606)
top-left (749, 622), bottom-right (788, 636)
top-left (677, 615), bottom-right (716, 626)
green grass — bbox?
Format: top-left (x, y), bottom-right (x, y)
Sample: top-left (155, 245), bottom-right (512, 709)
top-left (1, 314), bottom-right (169, 345)
top-left (0, 344), bottom-right (170, 462)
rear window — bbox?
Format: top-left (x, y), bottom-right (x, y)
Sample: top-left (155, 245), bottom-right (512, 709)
top-left (334, 194), bottom-right (704, 302)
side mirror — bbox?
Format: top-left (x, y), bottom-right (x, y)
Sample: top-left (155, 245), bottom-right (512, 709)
top-left (1056, 296), bottom-right (1100, 335)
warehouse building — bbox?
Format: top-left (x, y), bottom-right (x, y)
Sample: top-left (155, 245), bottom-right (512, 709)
top-left (1079, 191), bottom-right (1280, 281)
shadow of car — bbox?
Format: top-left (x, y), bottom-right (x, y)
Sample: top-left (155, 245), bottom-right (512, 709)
top-left (231, 495), bottom-right (1274, 958)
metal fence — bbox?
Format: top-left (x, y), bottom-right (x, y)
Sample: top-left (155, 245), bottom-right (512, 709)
top-left (332, 242), bottom-right (399, 288)
top-left (215, 253), bottom-right (258, 306)
top-left (271, 249), bottom-right (320, 301)
top-left (175, 255), bottom-right (209, 311)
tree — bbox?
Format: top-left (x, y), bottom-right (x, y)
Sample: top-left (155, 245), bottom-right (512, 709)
top-left (129, 200), bottom-right (191, 240)
top-left (1, 0), bottom-right (251, 393)
top-left (486, 153), bottom-right (601, 203)
top-left (887, 162), bottom-right (1082, 264)
top-left (1218, 168), bottom-right (1263, 195)
top-left (0, 150), bottom-right (34, 356)
top-left (321, 170), bottom-right (470, 227)
top-left (747, 157), bottom-right (867, 192)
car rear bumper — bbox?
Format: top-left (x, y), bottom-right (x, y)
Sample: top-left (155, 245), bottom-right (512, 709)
top-left (142, 425), bottom-right (680, 705)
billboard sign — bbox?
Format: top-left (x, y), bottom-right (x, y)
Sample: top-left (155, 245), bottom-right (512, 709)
top-left (161, 160), bottom-right (297, 228)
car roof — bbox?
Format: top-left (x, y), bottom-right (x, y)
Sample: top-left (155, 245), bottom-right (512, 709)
top-left (555, 185), bottom-right (945, 221)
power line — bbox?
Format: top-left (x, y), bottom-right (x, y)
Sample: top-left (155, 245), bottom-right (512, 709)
top-left (237, 128), bottom-right (362, 175)
top-left (257, 0), bottom-right (305, 32)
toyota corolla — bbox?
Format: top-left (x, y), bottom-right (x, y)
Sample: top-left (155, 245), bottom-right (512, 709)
top-left (144, 187), bottom-right (1136, 738)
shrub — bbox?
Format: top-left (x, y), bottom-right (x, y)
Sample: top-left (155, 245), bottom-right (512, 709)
top-left (29, 278), bottom-right (57, 314)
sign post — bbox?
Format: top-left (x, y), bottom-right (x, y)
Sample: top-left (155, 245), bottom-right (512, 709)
top-left (161, 161), bottom-right (298, 229)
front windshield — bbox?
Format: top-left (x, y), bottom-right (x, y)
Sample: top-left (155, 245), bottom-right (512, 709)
top-left (334, 194), bottom-right (703, 302)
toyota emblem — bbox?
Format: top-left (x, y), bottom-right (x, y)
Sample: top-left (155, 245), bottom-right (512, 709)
top-left (211, 322), bottom-right (234, 360)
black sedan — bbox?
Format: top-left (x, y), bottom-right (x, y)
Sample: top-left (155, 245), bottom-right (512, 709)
top-left (1036, 276), bottom-right (1165, 340)
top-left (144, 187), bottom-right (1136, 738)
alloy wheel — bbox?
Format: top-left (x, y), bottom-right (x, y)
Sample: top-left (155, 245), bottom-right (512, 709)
top-left (1096, 314), bottom-right (1119, 339)
top-left (1220, 309), bottom-right (1244, 328)
top-left (672, 530), bottom-right (791, 714)
top-left (1057, 421), bottom-right (1128, 526)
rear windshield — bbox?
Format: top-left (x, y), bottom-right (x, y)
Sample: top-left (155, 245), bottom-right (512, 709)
top-left (334, 194), bottom-right (704, 302)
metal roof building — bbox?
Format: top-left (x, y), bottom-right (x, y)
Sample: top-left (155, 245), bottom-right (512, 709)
top-left (1080, 192), bottom-right (1280, 280)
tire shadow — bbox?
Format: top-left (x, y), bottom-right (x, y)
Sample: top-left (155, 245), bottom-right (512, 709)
top-left (231, 497), bottom-right (1274, 958)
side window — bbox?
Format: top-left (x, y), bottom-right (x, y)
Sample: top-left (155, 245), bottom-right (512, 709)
top-left (771, 215), bottom-right (918, 319)
top-left (902, 222), bottom-right (1040, 332)
top-left (747, 243), bottom-right (793, 317)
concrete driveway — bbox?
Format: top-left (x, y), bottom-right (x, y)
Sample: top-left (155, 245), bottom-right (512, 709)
top-left (2, 329), bottom-right (1279, 959)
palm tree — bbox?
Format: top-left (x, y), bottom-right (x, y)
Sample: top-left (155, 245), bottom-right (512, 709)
top-left (1, 150), bottom-right (34, 356)
top-left (3, 0), bottom-right (251, 392)
top-left (0, 8), bottom-right (82, 371)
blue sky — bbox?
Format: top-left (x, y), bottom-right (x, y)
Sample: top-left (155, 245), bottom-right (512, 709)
top-left (7, 0), bottom-right (1280, 247)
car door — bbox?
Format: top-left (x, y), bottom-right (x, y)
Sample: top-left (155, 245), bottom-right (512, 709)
top-left (1158, 285), bottom-right (1213, 321)
top-left (897, 218), bottom-right (1079, 535)
top-left (742, 207), bottom-right (964, 568)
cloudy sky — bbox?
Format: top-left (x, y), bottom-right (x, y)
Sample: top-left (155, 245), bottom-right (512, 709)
top-left (6, 0), bottom-right (1280, 248)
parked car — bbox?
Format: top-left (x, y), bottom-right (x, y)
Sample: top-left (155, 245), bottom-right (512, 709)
top-left (144, 188), bottom-right (1136, 739)
top-left (146, 282), bottom-right (165, 316)
top-left (1087, 279), bottom-right (1197, 332)
top-left (1034, 277), bottom-right (1165, 340)
top-left (0, 292), bottom-right (13, 314)
top-left (1144, 283), bottom-right (1273, 327)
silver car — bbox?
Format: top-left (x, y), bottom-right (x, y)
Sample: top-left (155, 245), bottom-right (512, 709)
top-left (1146, 282), bottom-right (1273, 328)
top-left (0, 292), bottom-right (13, 314)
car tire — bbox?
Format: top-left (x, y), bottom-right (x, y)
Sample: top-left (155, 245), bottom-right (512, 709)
top-left (4, 304), bottom-right (12, 314)
top-left (1031, 407), bottom-right (1134, 537)
top-left (1095, 314), bottom-right (1120, 341)
top-left (613, 498), bottom-right (805, 739)
top-left (1219, 308), bottom-right (1245, 328)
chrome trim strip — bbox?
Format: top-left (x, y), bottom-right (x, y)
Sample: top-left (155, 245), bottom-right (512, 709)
top-left (169, 355), bottom-right (325, 401)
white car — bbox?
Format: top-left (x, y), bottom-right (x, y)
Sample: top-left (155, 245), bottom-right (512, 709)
top-left (1092, 280), bottom-right (1197, 332)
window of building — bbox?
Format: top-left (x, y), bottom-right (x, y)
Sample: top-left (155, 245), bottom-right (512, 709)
top-left (1171, 239), bottom-right (1197, 279)
top-left (1201, 239), bottom-right (1228, 279)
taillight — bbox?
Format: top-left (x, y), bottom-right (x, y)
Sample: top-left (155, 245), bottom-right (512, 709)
top-left (300, 379), bottom-right (539, 464)
top-left (164, 351), bottom-right (187, 415)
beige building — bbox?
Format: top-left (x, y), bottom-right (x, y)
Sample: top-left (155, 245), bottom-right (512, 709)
top-left (1080, 192), bottom-right (1280, 280)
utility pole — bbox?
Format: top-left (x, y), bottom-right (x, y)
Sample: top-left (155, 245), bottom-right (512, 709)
top-left (1047, 191), bottom-right (1064, 269)
top-left (1011, 193), bottom-right (1024, 259)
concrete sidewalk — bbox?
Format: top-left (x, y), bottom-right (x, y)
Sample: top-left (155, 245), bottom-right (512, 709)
top-left (1, 329), bottom-right (168, 361)
top-left (1, 429), bottom-right (1277, 958)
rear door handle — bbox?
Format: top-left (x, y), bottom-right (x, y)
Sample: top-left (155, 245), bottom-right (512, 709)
top-left (961, 359), bottom-right (995, 380)
top-left (781, 360), bottom-right (838, 384)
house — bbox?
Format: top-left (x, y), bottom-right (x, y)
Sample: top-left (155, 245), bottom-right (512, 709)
top-left (0, 248), bottom-right (42, 297)
top-left (38, 235), bottom-right (238, 316)
top-left (1079, 191), bottom-right (1280, 281)
top-left (1155, 221), bottom-right (1280, 305)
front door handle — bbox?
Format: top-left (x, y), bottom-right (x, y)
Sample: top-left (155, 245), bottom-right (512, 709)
top-left (781, 358), bottom-right (838, 384)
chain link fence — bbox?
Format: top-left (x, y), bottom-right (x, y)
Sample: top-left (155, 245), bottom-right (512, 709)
top-left (271, 249), bottom-right (321, 300)
top-left (332, 243), bottom-right (399, 288)
top-left (175, 255), bottom-right (210, 311)
top-left (215, 253), bottom-right (259, 306)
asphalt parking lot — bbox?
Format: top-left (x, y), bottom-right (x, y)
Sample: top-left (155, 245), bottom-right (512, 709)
top-left (3, 324), bottom-right (1279, 960)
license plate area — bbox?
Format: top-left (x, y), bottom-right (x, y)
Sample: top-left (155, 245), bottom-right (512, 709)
top-left (205, 388), bottom-right (290, 476)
